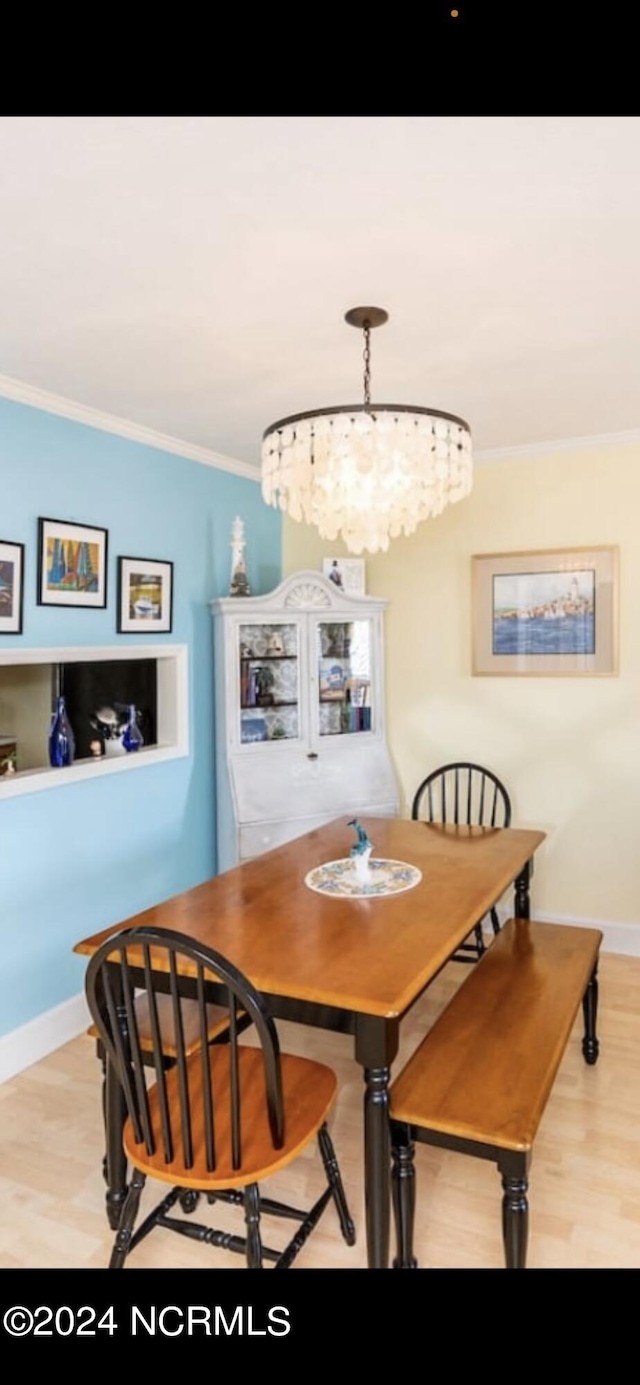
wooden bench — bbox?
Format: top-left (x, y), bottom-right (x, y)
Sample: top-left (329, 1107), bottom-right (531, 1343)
top-left (389, 917), bottom-right (602, 1269)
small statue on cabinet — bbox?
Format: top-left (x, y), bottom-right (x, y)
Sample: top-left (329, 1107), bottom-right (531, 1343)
top-left (229, 516), bottom-right (251, 597)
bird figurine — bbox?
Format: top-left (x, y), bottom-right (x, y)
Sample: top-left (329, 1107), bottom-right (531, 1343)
top-left (348, 819), bottom-right (373, 886)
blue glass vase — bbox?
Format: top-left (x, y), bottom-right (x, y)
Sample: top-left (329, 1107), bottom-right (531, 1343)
top-left (122, 704), bottom-right (144, 753)
top-left (48, 695), bottom-right (76, 767)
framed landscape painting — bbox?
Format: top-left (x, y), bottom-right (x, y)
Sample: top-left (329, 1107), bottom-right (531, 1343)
top-left (38, 517), bottom-right (108, 608)
top-left (0, 539), bottom-right (25, 634)
top-left (117, 556), bottom-right (173, 633)
top-left (472, 546), bottom-right (619, 676)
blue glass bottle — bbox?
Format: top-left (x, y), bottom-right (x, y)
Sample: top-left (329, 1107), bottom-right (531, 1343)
top-left (122, 704), bottom-right (144, 752)
top-left (48, 695), bottom-right (76, 767)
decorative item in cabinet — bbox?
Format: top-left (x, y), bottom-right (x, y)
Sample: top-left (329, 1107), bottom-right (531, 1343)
top-left (48, 695), bottom-right (76, 768)
top-left (0, 736), bottom-right (17, 775)
top-left (122, 704), bottom-right (144, 752)
top-left (254, 665), bottom-right (275, 706)
top-left (211, 570), bottom-right (399, 871)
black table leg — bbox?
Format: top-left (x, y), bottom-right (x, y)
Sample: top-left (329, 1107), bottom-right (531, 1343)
top-left (514, 858), bottom-right (532, 919)
top-left (582, 961), bottom-right (600, 1065)
top-left (356, 1015), bottom-right (399, 1269)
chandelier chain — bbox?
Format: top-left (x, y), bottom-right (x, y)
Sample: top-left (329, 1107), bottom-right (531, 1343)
top-left (363, 322), bottom-right (371, 408)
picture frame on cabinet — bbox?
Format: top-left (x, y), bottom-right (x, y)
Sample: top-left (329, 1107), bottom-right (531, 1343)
top-left (38, 517), bottom-right (108, 608)
top-left (471, 546), bottom-right (619, 676)
top-left (0, 538), bottom-right (25, 634)
top-left (322, 557), bottom-right (366, 596)
top-left (117, 555), bottom-right (173, 634)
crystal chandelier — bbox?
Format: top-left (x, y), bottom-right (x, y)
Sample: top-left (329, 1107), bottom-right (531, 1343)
top-left (261, 307), bottom-right (473, 556)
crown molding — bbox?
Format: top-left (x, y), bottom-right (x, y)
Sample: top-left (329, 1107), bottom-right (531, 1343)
top-left (2, 370), bottom-right (639, 475)
top-left (0, 373), bottom-right (261, 481)
top-left (475, 428), bottom-right (640, 463)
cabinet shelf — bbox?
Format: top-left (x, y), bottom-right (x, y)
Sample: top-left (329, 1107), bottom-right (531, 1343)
top-left (241, 700), bottom-right (298, 711)
top-left (240, 654), bottom-right (297, 663)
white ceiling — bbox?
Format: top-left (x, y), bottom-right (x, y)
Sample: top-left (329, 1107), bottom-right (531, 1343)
top-left (1, 114), bottom-right (640, 473)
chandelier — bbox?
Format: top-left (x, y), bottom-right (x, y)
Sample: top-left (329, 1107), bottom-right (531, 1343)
top-left (261, 307), bottom-right (473, 556)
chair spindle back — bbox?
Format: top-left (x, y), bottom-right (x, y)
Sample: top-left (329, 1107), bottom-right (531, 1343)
top-left (86, 926), bottom-right (284, 1174)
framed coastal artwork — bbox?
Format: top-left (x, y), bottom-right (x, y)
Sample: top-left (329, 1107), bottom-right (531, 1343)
top-left (38, 517), bottom-right (108, 608)
top-left (471, 547), bottom-right (619, 676)
top-left (0, 538), bottom-right (25, 634)
top-left (117, 556), bottom-right (173, 633)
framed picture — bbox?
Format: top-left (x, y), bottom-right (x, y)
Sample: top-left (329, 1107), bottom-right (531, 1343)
top-left (472, 546), bottom-right (619, 676)
top-left (117, 556), bottom-right (173, 634)
top-left (0, 539), bottom-right (25, 634)
top-left (322, 557), bottom-right (366, 596)
top-left (38, 517), bottom-right (108, 608)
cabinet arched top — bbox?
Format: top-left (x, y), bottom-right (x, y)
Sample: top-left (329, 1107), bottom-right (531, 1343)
top-left (211, 570), bottom-right (388, 616)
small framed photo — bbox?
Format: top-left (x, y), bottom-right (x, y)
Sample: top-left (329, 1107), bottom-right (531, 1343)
top-left (472, 546), bottom-right (619, 676)
top-left (38, 517), bottom-right (108, 608)
top-left (322, 557), bottom-right (366, 596)
top-left (117, 556), bottom-right (173, 634)
top-left (0, 539), bottom-right (25, 634)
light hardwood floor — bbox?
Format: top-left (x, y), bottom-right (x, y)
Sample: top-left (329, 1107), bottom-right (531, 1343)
top-left (1, 949), bottom-right (639, 1270)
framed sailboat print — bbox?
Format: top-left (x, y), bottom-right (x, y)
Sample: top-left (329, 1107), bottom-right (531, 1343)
top-left (117, 555), bottom-right (173, 633)
top-left (37, 517), bottom-right (108, 608)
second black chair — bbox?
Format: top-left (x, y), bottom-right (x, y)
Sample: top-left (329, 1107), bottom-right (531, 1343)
top-left (411, 761), bottom-right (512, 962)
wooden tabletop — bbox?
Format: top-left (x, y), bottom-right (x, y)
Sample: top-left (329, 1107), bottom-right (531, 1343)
top-left (74, 817), bottom-right (545, 1020)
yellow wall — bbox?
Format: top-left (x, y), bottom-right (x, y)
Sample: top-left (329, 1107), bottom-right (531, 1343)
top-left (282, 442), bottom-right (640, 937)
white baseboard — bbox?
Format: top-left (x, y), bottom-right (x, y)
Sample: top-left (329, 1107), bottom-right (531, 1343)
top-left (0, 992), bottom-right (90, 1085)
top-left (2, 910), bottom-right (640, 1086)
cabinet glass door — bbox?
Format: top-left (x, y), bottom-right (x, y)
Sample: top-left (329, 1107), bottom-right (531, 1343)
top-left (238, 622), bottom-right (300, 744)
top-left (316, 619), bottom-right (372, 737)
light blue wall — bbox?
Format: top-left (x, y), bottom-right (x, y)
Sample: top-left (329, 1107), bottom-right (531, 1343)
top-left (0, 396), bottom-right (281, 1039)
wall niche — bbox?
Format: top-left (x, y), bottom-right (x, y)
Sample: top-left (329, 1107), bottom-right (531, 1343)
top-left (0, 644), bottom-right (188, 797)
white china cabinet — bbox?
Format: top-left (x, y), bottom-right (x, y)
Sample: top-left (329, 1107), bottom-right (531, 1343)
top-left (211, 570), bottom-right (399, 872)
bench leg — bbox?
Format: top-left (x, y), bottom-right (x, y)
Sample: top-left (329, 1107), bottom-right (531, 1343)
top-left (582, 961), bottom-right (600, 1066)
top-left (390, 1123), bottom-right (418, 1268)
top-left (500, 1167), bottom-right (529, 1269)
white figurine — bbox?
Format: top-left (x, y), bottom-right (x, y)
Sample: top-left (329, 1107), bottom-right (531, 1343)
top-left (229, 516), bottom-right (250, 597)
top-left (349, 818), bottom-right (373, 886)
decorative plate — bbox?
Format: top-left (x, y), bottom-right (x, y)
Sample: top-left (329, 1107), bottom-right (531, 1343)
top-left (304, 858), bottom-right (422, 899)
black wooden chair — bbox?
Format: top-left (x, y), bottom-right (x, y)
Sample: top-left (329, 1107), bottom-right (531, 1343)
top-left (411, 761), bottom-right (512, 962)
top-left (85, 925), bottom-right (356, 1269)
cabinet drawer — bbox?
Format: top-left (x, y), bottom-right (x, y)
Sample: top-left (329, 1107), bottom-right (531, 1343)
top-left (240, 815), bottom-right (334, 860)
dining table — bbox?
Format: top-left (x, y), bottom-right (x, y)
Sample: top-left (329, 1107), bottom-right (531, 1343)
top-left (73, 814), bottom-right (546, 1269)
